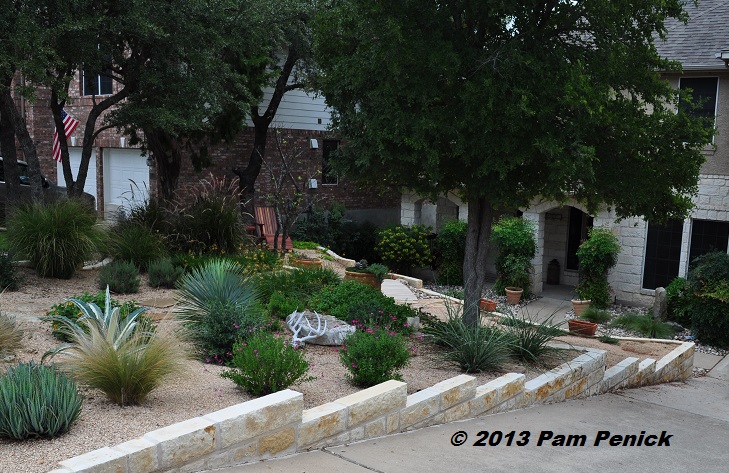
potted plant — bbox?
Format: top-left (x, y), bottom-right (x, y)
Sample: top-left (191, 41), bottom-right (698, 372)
top-left (570, 288), bottom-right (591, 316)
top-left (344, 260), bottom-right (389, 289)
top-left (575, 227), bottom-right (621, 309)
top-left (290, 251), bottom-right (323, 269)
top-left (491, 217), bottom-right (536, 299)
top-left (567, 318), bottom-right (598, 336)
top-left (479, 298), bottom-right (498, 312)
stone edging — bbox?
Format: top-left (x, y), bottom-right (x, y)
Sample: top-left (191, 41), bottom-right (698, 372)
top-left (48, 340), bottom-right (694, 473)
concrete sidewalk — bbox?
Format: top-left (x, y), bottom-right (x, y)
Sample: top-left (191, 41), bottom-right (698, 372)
top-left (215, 358), bottom-right (729, 473)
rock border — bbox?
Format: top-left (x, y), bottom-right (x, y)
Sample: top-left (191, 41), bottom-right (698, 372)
top-left (49, 340), bottom-right (694, 473)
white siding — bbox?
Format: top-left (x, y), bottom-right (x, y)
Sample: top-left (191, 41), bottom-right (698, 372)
top-left (57, 147), bottom-right (97, 209)
top-left (246, 88), bottom-right (331, 131)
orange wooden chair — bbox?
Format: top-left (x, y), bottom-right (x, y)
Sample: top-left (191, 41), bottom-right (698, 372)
top-left (254, 206), bottom-right (293, 250)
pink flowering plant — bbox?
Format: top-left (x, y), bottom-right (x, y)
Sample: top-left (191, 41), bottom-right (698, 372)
top-left (221, 331), bottom-right (315, 395)
top-left (339, 324), bottom-right (410, 387)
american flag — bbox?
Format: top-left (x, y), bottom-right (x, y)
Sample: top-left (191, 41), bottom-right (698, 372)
top-left (52, 109), bottom-right (80, 163)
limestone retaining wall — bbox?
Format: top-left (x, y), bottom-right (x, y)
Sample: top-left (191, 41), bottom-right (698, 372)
top-left (49, 340), bottom-right (694, 473)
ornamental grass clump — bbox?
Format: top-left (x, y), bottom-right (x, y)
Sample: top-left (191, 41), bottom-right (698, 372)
top-left (609, 312), bottom-right (676, 339)
top-left (502, 310), bottom-right (565, 363)
top-left (43, 287), bottom-right (182, 406)
top-left (0, 363), bottom-right (82, 440)
top-left (221, 331), bottom-right (314, 395)
top-left (6, 199), bottom-right (104, 278)
top-left (0, 312), bottom-right (23, 355)
top-left (339, 327), bottom-right (410, 387)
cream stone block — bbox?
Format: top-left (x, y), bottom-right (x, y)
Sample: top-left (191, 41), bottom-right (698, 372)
top-left (563, 377), bottom-right (588, 400)
top-left (143, 417), bottom-right (216, 469)
top-left (47, 470), bottom-right (72, 473)
top-left (602, 357), bottom-right (639, 392)
top-left (364, 418), bottom-right (387, 438)
top-left (203, 390), bottom-right (303, 448)
top-left (431, 375), bottom-right (476, 410)
top-left (481, 373), bottom-right (525, 406)
top-left (258, 427), bottom-right (296, 457)
top-left (470, 384), bottom-right (499, 416)
top-left (411, 412), bottom-right (445, 430)
top-left (401, 388), bottom-right (440, 428)
top-left (443, 401), bottom-right (471, 423)
top-left (635, 358), bottom-right (656, 387)
top-left (386, 413), bottom-right (400, 433)
top-left (113, 438), bottom-right (158, 473)
top-left (335, 380), bottom-right (407, 427)
top-left (59, 447), bottom-right (126, 473)
top-left (350, 426), bottom-right (366, 442)
top-left (299, 402), bottom-right (347, 447)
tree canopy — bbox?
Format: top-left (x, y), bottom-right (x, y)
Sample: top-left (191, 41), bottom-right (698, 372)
top-left (313, 0), bottom-right (713, 323)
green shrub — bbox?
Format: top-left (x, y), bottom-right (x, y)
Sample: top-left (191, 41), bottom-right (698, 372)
top-left (579, 307), bottom-right (613, 324)
top-left (292, 240), bottom-right (319, 249)
top-left (339, 328), bottom-right (410, 387)
top-left (266, 291), bottom-right (303, 319)
top-left (0, 363), bottom-right (82, 439)
top-left (176, 259), bottom-right (263, 362)
top-left (0, 252), bottom-right (20, 290)
top-left (221, 331), bottom-right (314, 395)
top-left (148, 257), bottom-right (184, 288)
top-left (503, 311), bottom-right (564, 363)
top-left (375, 224), bottom-right (432, 274)
top-left (686, 251), bottom-right (729, 348)
top-left (665, 277), bottom-right (691, 325)
top-left (46, 291), bottom-right (144, 342)
top-left (422, 309), bottom-right (511, 373)
top-left (435, 220), bottom-right (467, 285)
top-left (42, 288), bottom-right (181, 406)
top-left (598, 334), bottom-right (620, 345)
top-left (0, 312), bottom-right (23, 355)
top-left (98, 260), bottom-right (141, 293)
top-left (6, 199), bottom-right (104, 278)
top-left (166, 176), bottom-right (243, 254)
top-left (309, 281), bottom-right (415, 332)
top-left (610, 312), bottom-right (676, 339)
top-left (575, 227), bottom-right (620, 308)
top-left (491, 217), bottom-right (536, 296)
top-left (253, 267), bottom-right (340, 304)
top-left (106, 225), bottom-right (166, 272)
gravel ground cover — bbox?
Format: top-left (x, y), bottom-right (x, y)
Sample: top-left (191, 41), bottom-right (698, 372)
top-left (0, 264), bottom-right (693, 473)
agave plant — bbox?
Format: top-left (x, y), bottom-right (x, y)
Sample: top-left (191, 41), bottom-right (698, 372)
top-left (42, 286), bottom-right (181, 406)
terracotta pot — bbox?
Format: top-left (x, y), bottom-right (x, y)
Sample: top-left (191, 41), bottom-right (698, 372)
top-left (480, 298), bottom-right (498, 312)
top-left (344, 270), bottom-right (380, 289)
top-left (292, 257), bottom-right (323, 270)
top-left (568, 319), bottom-right (598, 336)
top-left (505, 287), bottom-right (523, 305)
top-left (570, 299), bottom-right (591, 317)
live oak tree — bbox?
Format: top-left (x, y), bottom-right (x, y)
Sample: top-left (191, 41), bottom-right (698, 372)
top-left (313, 0), bottom-right (714, 324)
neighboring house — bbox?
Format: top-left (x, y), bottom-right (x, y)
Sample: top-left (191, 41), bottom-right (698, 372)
top-left (17, 73), bottom-right (399, 224)
top-left (401, 0), bottom-right (729, 305)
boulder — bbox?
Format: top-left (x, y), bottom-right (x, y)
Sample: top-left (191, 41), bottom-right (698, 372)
top-left (653, 287), bottom-right (668, 321)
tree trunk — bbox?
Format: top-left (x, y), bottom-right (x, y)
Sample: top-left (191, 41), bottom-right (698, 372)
top-left (147, 129), bottom-right (181, 201)
top-left (0, 88), bottom-right (43, 201)
top-left (462, 197), bottom-right (495, 326)
top-left (0, 95), bottom-right (21, 219)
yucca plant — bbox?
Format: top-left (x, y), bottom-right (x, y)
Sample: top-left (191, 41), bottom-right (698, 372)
top-left (6, 199), bottom-right (104, 278)
top-left (502, 310), bottom-right (565, 363)
top-left (0, 363), bottom-right (82, 439)
top-left (176, 259), bottom-right (263, 362)
top-left (42, 287), bottom-right (181, 406)
top-left (609, 312), bottom-right (677, 339)
top-left (422, 303), bottom-right (511, 373)
top-left (0, 312), bottom-right (23, 355)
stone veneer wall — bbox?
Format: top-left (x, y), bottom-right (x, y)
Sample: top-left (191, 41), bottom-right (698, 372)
top-left (49, 341), bottom-right (693, 473)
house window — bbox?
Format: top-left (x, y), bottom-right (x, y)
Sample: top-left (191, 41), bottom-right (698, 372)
top-left (565, 207), bottom-right (593, 271)
top-left (321, 140), bottom-right (339, 185)
top-left (82, 68), bottom-right (113, 96)
top-left (642, 219), bottom-right (683, 290)
top-left (679, 77), bottom-right (718, 133)
top-left (688, 219), bottom-right (729, 268)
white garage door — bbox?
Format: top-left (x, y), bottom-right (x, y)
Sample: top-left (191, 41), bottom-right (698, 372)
top-left (103, 148), bottom-right (149, 218)
top-left (57, 147), bottom-right (98, 209)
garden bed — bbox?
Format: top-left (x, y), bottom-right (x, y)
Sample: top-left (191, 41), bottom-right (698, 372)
top-left (0, 265), bottom-right (686, 473)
